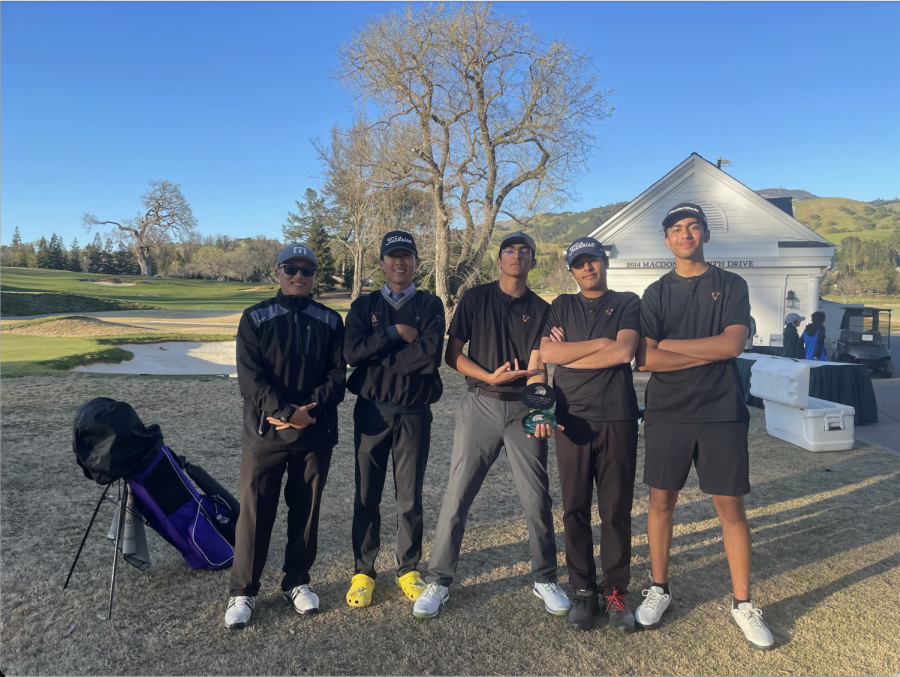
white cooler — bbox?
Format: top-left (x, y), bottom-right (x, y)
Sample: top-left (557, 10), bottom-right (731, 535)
top-left (763, 397), bottom-right (855, 452)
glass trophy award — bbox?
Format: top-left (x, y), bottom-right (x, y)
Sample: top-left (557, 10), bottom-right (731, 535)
top-left (521, 383), bottom-right (557, 434)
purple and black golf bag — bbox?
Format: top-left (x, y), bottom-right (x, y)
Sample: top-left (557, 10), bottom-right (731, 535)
top-left (73, 397), bottom-right (237, 571)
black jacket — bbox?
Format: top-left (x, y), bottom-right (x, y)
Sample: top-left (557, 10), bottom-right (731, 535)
top-left (236, 290), bottom-right (346, 452)
top-left (344, 288), bottom-right (445, 412)
top-left (783, 324), bottom-right (804, 359)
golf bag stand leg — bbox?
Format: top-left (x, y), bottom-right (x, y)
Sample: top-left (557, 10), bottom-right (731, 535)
top-left (63, 482), bottom-right (113, 590)
top-left (107, 479), bottom-right (129, 621)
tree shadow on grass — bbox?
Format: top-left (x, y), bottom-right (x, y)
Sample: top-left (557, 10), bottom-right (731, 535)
top-left (435, 450), bottom-right (900, 645)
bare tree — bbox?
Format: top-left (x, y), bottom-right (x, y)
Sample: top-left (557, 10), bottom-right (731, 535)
top-left (835, 275), bottom-right (864, 304)
top-left (336, 2), bottom-right (612, 313)
top-left (82, 180), bottom-right (197, 276)
top-left (313, 119), bottom-right (387, 300)
top-left (546, 258), bottom-right (576, 296)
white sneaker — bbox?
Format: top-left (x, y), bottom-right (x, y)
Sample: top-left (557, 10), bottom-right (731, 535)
top-left (533, 583), bottom-right (571, 616)
top-left (730, 602), bottom-right (775, 650)
top-left (224, 596), bottom-right (255, 629)
top-left (634, 584), bottom-right (672, 629)
top-left (283, 584), bottom-right (319, 615)
top-left (413, 582), bottom-right (449, 618)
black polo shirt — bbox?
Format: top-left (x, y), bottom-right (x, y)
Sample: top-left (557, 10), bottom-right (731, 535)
top-left (641, 265), bottom-right (751, 423)
top-left (448, 281), bottom-right (549, 394)
top-left (543, 290), bottom-right (641, 422)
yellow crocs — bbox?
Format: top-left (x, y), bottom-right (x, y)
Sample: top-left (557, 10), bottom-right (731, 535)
top-left (396, 571), bottom-right (428, 601)
top-left (346, 574), bottom-right (375, 608)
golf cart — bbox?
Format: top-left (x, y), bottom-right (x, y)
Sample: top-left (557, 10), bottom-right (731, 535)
top-left (834, 306), bottom-right (893, 378)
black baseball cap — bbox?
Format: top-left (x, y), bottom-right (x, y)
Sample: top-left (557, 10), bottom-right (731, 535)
top-left (565, 237), bottom-right (607, 266)
top-left (663, 202), bottom-right (708, 230)
top-left (499, 230), bottom-right (537, 252)
top-left (381, 230), bottom-right (418, 257)
top-left (277, 243), bottom-right (317, 266)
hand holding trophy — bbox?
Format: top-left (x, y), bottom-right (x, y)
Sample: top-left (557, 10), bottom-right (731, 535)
top-left (521, 383), bottom-right (558, 437)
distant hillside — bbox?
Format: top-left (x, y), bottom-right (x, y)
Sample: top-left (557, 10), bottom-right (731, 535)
top-left (756, 188), bottom-right (819, 200)
top-left (795, 197), bottom-right (900, 245)
top-left (494, 201), bottom-right (630, 244)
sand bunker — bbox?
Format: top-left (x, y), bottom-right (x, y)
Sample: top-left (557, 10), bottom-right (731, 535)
top-left (1, 316), bottom-right (157, 338)
top-left (73, 341), bottom-right (237, 375)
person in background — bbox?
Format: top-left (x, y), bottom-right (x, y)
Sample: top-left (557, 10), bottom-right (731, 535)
top-left (342, 231), bottom-right (445, 608)
top-left (412, 231), bottom-right (571, 620)
top-left (540, 237), bottom-right (641, 633)
top-left (802, 311), bottom-right (827, 361)
top-left (782, 313), bottom-right (805, 359)
top-left (225, 243), bottom-right (346, 629)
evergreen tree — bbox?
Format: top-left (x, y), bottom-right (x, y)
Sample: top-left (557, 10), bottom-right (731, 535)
top-left (283, 188), bottom-right (337, 296)
top-left (10, 227), bottom-right (30, 267)
top-left (86, 233), bottom-right (104, 273)
top-left (35, 237), bottom-right (52, 269)
top-left (48, 233), bottom-right (67, 270)
top-left (68, 238), bottom-right (83, 272)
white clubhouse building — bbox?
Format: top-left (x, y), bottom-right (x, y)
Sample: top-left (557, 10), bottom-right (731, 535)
top-left (591, 153), bottom-right (835, 346)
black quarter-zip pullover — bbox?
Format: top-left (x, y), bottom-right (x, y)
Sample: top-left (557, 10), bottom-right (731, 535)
top-left (236, 290), bottom-right (346, 451)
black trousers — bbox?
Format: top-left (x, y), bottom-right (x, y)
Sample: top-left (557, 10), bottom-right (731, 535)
top-left (229, 445), bottom-right (332, 597)
top-left (555, 416), bottom-right (638, 595)
top-left (352, 397), bottom-right (432, 579)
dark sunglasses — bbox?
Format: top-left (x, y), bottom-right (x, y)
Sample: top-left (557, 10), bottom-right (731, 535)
top-left (279, 264), bottom-right (317, 277)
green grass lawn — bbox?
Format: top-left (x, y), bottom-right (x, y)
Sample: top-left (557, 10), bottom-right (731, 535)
top-left (1, 267), bottom-right (279, 311)
top-left (0, 267), bottom-right (356, 316)
top-left (820, 229), bottom-right (899, 245)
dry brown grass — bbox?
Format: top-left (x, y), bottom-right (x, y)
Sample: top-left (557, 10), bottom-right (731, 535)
top-left (1, 371), bottom-right (898, 675)
top-left (1, 316), bottom-right (159, 338)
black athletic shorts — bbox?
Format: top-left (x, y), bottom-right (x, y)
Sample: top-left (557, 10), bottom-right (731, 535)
top-left (643, 421), bottom-right (750, 496)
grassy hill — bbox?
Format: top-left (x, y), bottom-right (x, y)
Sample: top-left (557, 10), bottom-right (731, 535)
top-left (794, 197), bottom-right (900, 245)
top-left (493, 201), bottom-right (630, 245)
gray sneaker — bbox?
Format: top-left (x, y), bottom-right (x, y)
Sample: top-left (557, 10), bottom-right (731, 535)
top-left (634, 584), bottom-right (671, 630)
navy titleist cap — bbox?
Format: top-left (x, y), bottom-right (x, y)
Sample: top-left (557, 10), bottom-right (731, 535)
top-left (663, 202), bottom-right (708, 229)
top-left (277, 243), bottom-right (317, 266)
top-left (381, 230), bottom-right (418, 257)
top-left (565, 237), bottom-right (607, 266)
top-left (500, 230), bottom-right (537, 252)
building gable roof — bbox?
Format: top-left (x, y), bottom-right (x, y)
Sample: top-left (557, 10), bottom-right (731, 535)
top-left (589, 153), bottom-right (833, 257)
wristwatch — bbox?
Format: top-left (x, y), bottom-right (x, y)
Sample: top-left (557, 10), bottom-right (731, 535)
top-left (279, 406), bottom-right (296, 424)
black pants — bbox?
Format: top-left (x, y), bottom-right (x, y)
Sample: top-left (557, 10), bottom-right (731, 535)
top-left (229, 445), bottom-right (332, 597)
top-left (555, 416), bottom-right (638, 595)
top-left (353, 397), bottom-right (432, 579)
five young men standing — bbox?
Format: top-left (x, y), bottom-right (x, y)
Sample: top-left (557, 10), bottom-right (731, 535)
top-left (225, 209), bottom-right (774, 650)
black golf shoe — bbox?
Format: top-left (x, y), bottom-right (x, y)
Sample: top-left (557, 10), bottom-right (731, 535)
top-left (567, 589), bottom-right (600, 631)
top-left (604, 589), bottom-right (636, 633)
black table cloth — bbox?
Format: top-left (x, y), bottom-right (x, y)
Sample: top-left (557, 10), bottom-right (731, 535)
top-left (735, 357), bottom-right (878, 425)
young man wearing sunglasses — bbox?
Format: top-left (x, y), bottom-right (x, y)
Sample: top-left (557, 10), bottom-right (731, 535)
top-left (540, 237), bottom-right (641, 632)
top-left (225, 243), bottom-right (346, 629)
top-left (342, 231), bottom-right (445, 608)
top-left (413, 231), bottom-right (571, 619)
top-left (634, 203), bottom-right (774, 650)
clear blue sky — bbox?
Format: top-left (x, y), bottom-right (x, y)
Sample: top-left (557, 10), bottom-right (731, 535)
top-left (3, 1), bottom-right (898, 246)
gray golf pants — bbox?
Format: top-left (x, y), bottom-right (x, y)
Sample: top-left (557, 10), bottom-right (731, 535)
top-left (424, 391), bottom-right (558, 587)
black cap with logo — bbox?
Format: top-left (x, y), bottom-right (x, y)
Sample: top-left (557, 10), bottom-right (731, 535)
top-left (662, 202), bottom-right (708, 230)
top-left (565, 237), bottom-right (607, 266)
top-left (381, 231), bottom-right (418, 257)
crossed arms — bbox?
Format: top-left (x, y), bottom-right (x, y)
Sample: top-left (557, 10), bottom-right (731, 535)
top-left (635, 325), bottom-right (749, 372)
top-left (539, 327), bottom-right (640, 369)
